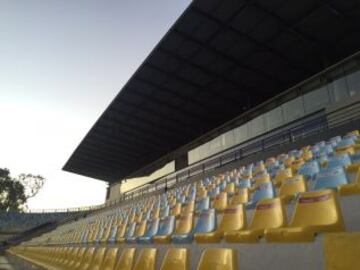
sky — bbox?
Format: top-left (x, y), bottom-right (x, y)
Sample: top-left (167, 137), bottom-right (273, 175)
top-left (0, 0), bottom-right (190, 210)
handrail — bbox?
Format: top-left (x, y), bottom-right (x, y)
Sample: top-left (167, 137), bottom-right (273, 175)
top-left (22, 98), bottom-right (360, 215)
top-left (119, 99), bottom-right (360, 201)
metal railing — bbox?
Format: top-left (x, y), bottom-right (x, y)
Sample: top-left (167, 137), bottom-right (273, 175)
top-left (117, 99), bottom-right (360, 202)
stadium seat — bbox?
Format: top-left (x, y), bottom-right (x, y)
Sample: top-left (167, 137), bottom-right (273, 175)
top-left (171, 213), bottom-right (194, 244)
top-left (213, 192), bottom-right (228, 212)
top-left (181, 201), bottom-right (195, 215)
top-left (114, 248), bottom-right (136, 270)
top-left (170, 203), bottom-right (182, 217)
top-left (101, 247), bottom-right (118, 270)
top-left (225, 198), bottom-right (286, 242)
top-left (325, 154), bottom-right (351, 169)
top-left (230, 188), bottom-right (249, 205)
top-left (137, 218), bottom-right (159, 244)
top-left (90, 247), bottom-right (106, 270)
top-left (160, 248), bottom-right (188, 270)
top-left (118, 222), bottom-right (136, 243)
top-left (274, 168), bottom-right (293, 187)
top-left (133, 248), bottom-right (157, 270)
top-left (199, 204), bottom-right (246, 243)
top-left (246, 182), bottom-right (275, 209)
top-left (314, 166), bottom-right (348, 190)
top-left (196, 197), bottom-right (210, 214)
top-left (153, 215), bottom-right (176, 244)
top-left (266, 189), bottom-right (345, 242)
top-left (77, 247), bottom-right (95, 270)
top-left (298, 160), bottom-right (320, 180)
top-left (279, 175), bottom-right (307, 202)
top-left (197, 249), bottom-right (238, 270)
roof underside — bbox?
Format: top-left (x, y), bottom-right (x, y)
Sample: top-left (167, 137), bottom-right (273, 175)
top-left (64, 0), bottom-right (360, 182)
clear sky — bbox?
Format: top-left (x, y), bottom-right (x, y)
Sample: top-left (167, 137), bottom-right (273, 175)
top-left (0, 0), bottom-right (190, 210)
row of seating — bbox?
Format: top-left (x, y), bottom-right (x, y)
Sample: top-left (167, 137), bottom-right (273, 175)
top-left (8, 130), bottom-right (360, 270)
top-left (9, 245), bottom-right (237, 270)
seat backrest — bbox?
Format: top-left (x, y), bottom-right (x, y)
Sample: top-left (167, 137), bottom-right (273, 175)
top-left (115, 248), bottom-right (136, 270)
top-left (91, 247), bottom-right (106, 270)
top-left (254, 172), bottom-right (270, 185)
top-left (197, 248), bottom-right (238, 270)
top-left (133, 248), bottom-right (157, 270)
top-left (194, 209), bottom-right (216, 234)
top-left (134, 220), bottom-right (147, 238)
top-left (298, 160), bottom-right (320, 180)
top-left (290, 189), bottom-right (345, 229)
top-left (238, 179), bottom-right (251, 188)
top-left (160, 206), bottom-right (170, 219)
top-left (275, 168), bottom-right (292, 185)
top-left (181, 201), bottom-right (195, 215)
top-left (78, 247), bottom-right (95, 270)
top-left (175, 213), bottom-right (193, 235)
top-left (250, 198), bottom-right (287, 230)
top-left (326, 154), bottom-right (351, 169)
top-left (314, 166), bottom-right (348, 190)
top-left (224, 183), bottom-right (235, 194)
top-left (213, 192), bottom-right (227, 211)
top-left (170, 203), bottom-right (182, 217)
top-left (72, 247), bottom-right (86, 269)
top-left (101, 248), bottom-right (118, 270)
top-left (157, 216), bottom-right (175, 236)
top-left (196, 197), bottom-right (210, 213)
top-left (230, 188), bottom-right (249, 205)
top-left (251, 182), bottom-right (274, 204)
top-left (217, 204), bottom-right (246, 233)
top-left (160, 248), bottom-right (188, 270)
top-left (124, 222), bottom-right (136, 239)
top-left (144, 218), bottom-right (159, 238)
top-left (279, 175), bottom-right (307, 197)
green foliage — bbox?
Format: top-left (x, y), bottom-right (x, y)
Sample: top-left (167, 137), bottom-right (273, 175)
top-left (0, 168), bottom-right (45, 212)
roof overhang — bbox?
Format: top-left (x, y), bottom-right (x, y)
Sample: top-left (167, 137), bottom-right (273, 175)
top-left (63, 0), bottom-right (360, 183)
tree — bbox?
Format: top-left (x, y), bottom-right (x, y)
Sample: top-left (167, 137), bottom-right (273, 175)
top-left (0, 168), bottom-right (45, 212)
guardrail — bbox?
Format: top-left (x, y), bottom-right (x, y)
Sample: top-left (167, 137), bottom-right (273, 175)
top-left (23, 98), bottom-right (360, 214)
top-left (118, 99), bottom-right (360, 202)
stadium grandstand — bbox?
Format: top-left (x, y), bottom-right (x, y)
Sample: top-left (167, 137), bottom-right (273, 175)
top-left (3, 0), bottom-right (360, 269)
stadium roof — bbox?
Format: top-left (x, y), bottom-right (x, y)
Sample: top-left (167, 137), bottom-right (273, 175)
top-left (64, 0), bottom-right (360, 182)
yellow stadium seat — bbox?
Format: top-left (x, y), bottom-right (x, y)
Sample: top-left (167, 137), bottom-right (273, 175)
top-left (230, 188), bottom-right (249, 205)
top-left (213, 192), bottom-right (228, 212)
top-left (152, 208), bottom-right (160, 219)
top-left (254, 173), bottom-right (271, 185)
top-left (278, 175), bottom-right (307, 203)
top-left (171, 203), bottom-right (182, 217)
top-left (64, 247), bottom-right (79, 269)
top-left (197, 249), bottom-right (238, 270)
top-left (77, 247), bottom-right (95, 270)
top-left (71, 247), bottom-right (86, 269)
top-left (266, 189), bottom-right (345, 242)
top-left (100, 226), bottom-right (112, 243)
top-left (160, 248), bottom-right (188, 270)
top-left (116, 221), bottom-right (127, 242)
top-left (224, 183), bottom-right (235, 195)
top-left (172, 213), bottom-right (193, 236)
top-left (91, 247), bottom-right (106, 270)
top-left (336, 145), bottom-right (355, 155)
top-left (225, 198), bottom-right (286, 242)
top-left (100, 248), bottom-right (118, 270)
top-left (291, 159), bottom-right (305, 173)
top-left (114, 248), bottom-right (136, 270)
top-left (302, 150), bottom-right (313, 161)
top-left (133, 248), bottom-right (157, 270)
top-left (274, 168), bottom-right (292, 187)
top-left (197, 204), bottom-right (246, 243)
top-left (181, 201), bottom-right (195, 215)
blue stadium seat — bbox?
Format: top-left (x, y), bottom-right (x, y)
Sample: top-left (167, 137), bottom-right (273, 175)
top-left (137, 219), bottom-right (159, 244)
top-left (196, 197), bottom-right (210, 214)
top-left (246, 182), bottom-right (275, 209)
top-left (314, 166), bottom-right (349, 190)
top-left (298, 160), bottom-right (320, 180)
